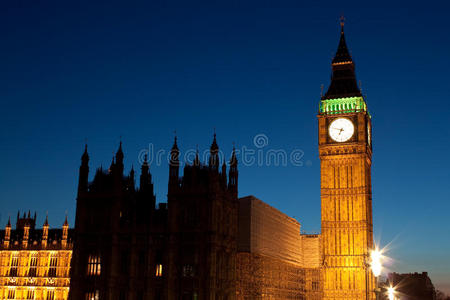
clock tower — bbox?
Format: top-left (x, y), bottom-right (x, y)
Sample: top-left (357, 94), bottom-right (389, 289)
top-left (319, 21), bottom-right (375, 300)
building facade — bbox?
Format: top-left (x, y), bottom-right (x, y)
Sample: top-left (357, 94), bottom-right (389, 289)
top-left (0, 213), bottom-right (73, 300)
top-left (236, 196), bottom-right (321, 300)
top-left (318, 21), bottom-right (375, 299)
top-left (1, 21), bottom-right (383, 300)
top-left (68, 137), bottom-right (239, 300)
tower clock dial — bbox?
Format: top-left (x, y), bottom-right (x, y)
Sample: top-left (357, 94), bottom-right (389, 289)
top-left (328, 118), bottom-right (354, 142)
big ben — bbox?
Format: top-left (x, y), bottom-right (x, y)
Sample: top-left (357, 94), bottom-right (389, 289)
top-left (319, 20), bottom-right (376, 300)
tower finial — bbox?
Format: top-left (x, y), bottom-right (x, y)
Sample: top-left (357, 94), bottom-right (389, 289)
top-left (340, 15), bottom-right (345, 34)
top-left (194, 144), bottom-right (200, 166)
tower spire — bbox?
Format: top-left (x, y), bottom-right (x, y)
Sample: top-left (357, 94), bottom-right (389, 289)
top-left (169, 135), bottom-right (180, 190)
top-left (209, 131), bottom-right (219, 171)
top-left (194, 144), bottom-right (200, 166)
top-left (140, 154), bottom-right (153, 192)
top-left (228, 145), bottom-right (238, 197)
top-left (115, 141), bottom-right (124, 175)
top-left (322, 19), bottom-right (361, 100)
top-left (78, 144), bottom-right (89, 195)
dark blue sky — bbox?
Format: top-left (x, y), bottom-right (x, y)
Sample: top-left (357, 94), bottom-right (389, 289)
top-left (1, 0), bottom-right (450, 293)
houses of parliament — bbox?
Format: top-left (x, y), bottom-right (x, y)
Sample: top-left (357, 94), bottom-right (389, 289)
top-left (0, 22), bottom-right (376, 300)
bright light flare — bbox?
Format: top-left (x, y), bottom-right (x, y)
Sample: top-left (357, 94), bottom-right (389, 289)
top-left (370, 248), bottom-right (382, 277)
top-left (387, 285), bottom-right (396, 300)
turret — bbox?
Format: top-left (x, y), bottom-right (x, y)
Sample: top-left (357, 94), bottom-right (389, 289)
top-left (140, 155), bottom-right (154, 194)
top-left (193, 146), bottom-right (200, 167)
top-left (42, 214), bottom-right (49, 248)
top-left (168, 136), bottom-right (180, 190)
top-left (16, 210), bottom-right (36, 230)
top-left (78, 144), bottom-right (89, 196)
top-left (209, 132), bottom-right (219, 172)
top-left (62, 215), bottom-right (69, 247)
top-left (228, 147), bottom-right (238, 197)
top-left (108, 156), bottom-right (115, 174)
top-left (115, 141), bottom-right (124, 176)
top-left (4, 217), bottom-right (11, 248)
top-left (23, 223), bottom-right (30, 248)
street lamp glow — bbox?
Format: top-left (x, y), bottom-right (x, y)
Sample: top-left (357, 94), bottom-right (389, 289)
top-left (370, 248), bottom-right (382, 277)
top-left (387, 286), bottom-right (396, 300)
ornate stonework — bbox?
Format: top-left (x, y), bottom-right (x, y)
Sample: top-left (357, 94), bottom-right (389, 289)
top-left (0, 213), bottom-right (72, 300)
top-left (319, 22), bottom-right (376, 300)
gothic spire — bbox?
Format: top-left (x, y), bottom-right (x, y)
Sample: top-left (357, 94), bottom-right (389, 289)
top-left (172, 134), bottom-right (179, 151)
top-left (78, 144), bottom-right (90, 195)
top-left (322, 18), bottom-right (361, 100)
top-left (228, 146), bottom-right (238, 196)
top-left (332, 17), bottom-right (353, 64)
top-left (140, 154), bottom-right (153, 193)
top-left (169, 135), bottom-right (180, 189)
top-left (194, 145), bottom-right (200, 166)
top-left (109, 156), bottom-right (115, 173)
top-left (209, 132), bottom-right (219, 170)
top-left (82, 144), bottom-right (89, 164)
top-left (115, 141), bottom-right (124, 174)
top-left (210, 132), bottom-right (218, 151)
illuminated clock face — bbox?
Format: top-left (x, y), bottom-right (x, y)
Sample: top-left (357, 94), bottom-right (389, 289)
top-left (328, 118), bottom-right (355, 142)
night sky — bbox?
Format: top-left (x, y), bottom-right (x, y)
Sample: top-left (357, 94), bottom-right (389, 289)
top-left (1, 0), bottom-right (449, 294)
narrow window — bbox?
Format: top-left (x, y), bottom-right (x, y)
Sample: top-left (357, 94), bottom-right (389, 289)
top-left (7, 289), bottom-right (15, 299)
top-left (87, 255), bottom-right (101, 276)
top-left (48, 254), bottom-right (58, 277)
top-left (46, 290), bottom-right (55, 300)
top-left (29, 253), bottom-right (38, 277)
top-left (10, 254), bottom-right (19, 276)
top-left (27, 289), bottom-right (35, 300)
top-left (85, 291), bottom-right (99, 300)
top-left (155, 264), bottom-right (163, 277)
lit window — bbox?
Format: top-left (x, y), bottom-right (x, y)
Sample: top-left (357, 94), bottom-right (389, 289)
top-left (87, 255), bottom-right (101, 276)
top-left (46, 290), bottom-right (54, 300)
top-left (27, 289), bottom-right (35, 300)
top-left (155, 264), bottom-right (163, 277)
top-left (48, 255), bottom-right (58, 277)
top-left (7, 289), bottom-right (15, 299)
top-left (85, 290), bottom-right (99, 300)
top-left (29, 254), bottom-right (38, 277)
top-left (10, 254), bottom-right (19, 276)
